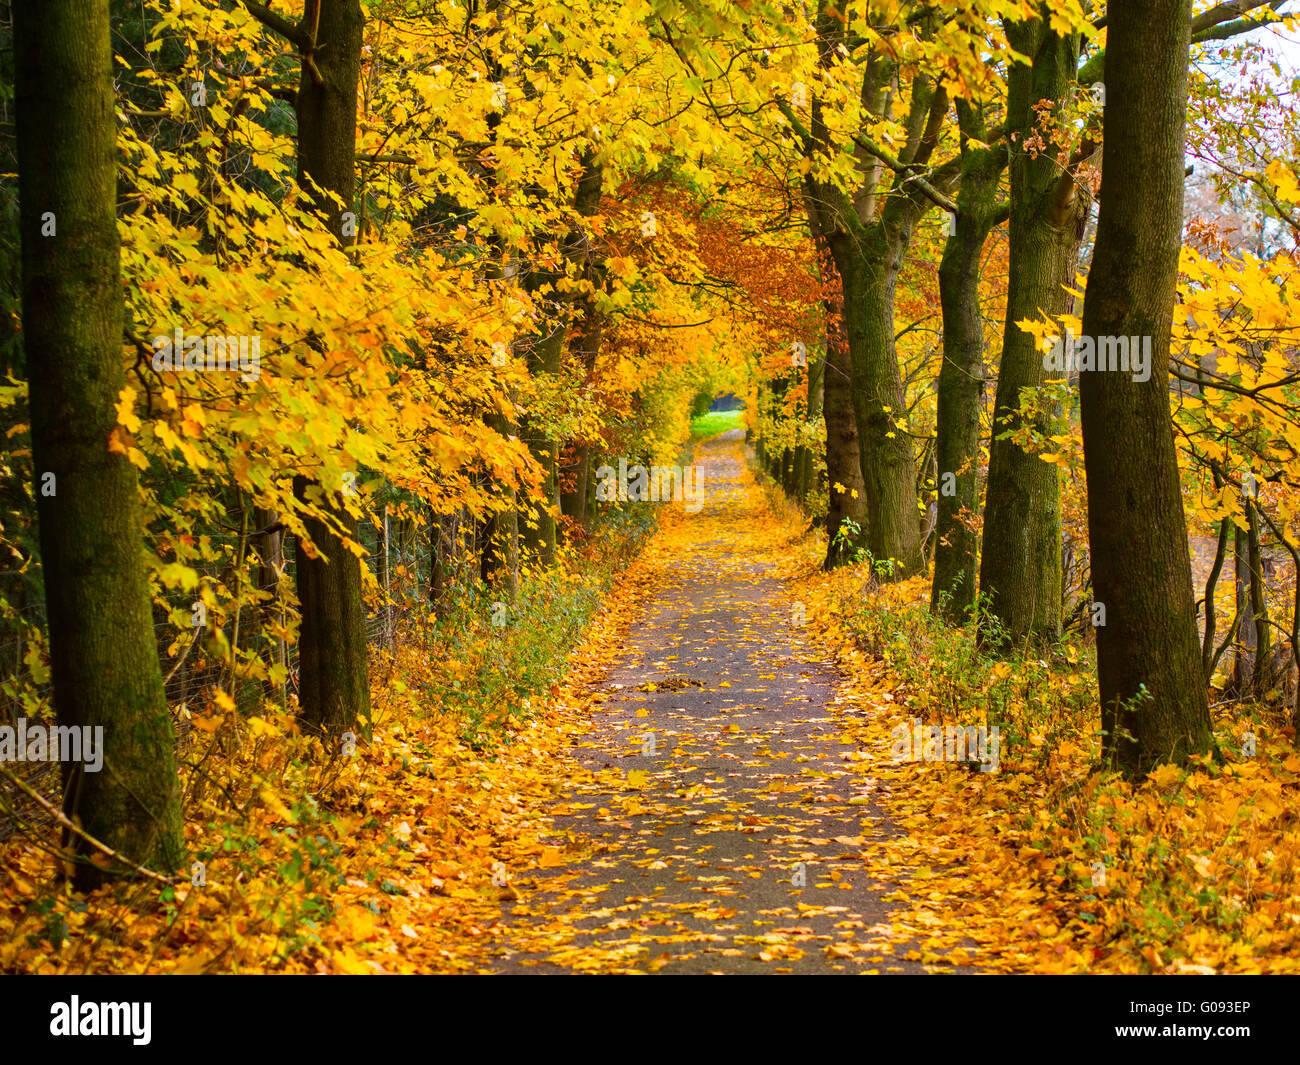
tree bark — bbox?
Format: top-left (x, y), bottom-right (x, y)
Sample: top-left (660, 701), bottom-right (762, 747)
top-left (15, 0), bottom-right (184, 887)
top-left (518, 319), bottom-right (565, 564)
top-left (835, 218), bottom-right (926, 578)
top-left (1228, 523), bottom-right (1258, 694)
top-left (480, 479), bottom-right (520, 598)
top-left (932, 101), bottom-right (1005, 622)
top-left (428, 508), bottom-right (460, 619)
top-left (797, 20), bottom-right (952, 580)
top-left (979, 16), bottom-right (1090, 645)
top-left (1242, 497), bottom-right (1274, 699)
top-left (820, 277), bottom-right (869, 568)
top-left (558, 156), bottom-right (605, 535)
top-left (293, 0), bottom-right (371, 737)
top-left (796, 350), bottom-right (825, 508)
top-left (1078, 0), bottom-right (1215, 776)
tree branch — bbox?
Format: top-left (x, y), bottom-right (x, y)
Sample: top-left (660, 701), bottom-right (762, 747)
top-left (852, 132), bottom-right (958, 213)
top-left (241, 2), bottom-right (311, 51)
top-left (0, 765), bottom-right (181, 885)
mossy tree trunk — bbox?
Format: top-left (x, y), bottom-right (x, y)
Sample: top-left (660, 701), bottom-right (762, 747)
top-left (811, 236), bottom-right (869, 569)
top-left (518, 319), bottom-right (566, 565)
top-left (979, 14), bottom-right (1092, 646)
top-left (832, 208), bottom-right (928, 579)
top-left (521, 155), bottom-right (604, 561)
top-left (931, 100), bottom-right (1007, 622)
top-left (795, 349), bottom-right (825, 508)
top-left (558, 156), bottom-right (605, 536)
top-left (15, 0), bottom-right (184, 887)
top-left (480, 473), bottom-right (520, 599)
top-left (797, 21), bottom-right (955, 580)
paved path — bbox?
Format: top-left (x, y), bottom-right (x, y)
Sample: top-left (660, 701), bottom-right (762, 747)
top-left (490, 432), bottom-right (935, 973)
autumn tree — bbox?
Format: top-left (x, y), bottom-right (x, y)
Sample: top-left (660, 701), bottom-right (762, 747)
top-left (979, 1), bottom-right (1292, 647)
top-left (244, 0), bottom-right (372, 735)
top-left (1079, 0), bottom-right (1215, 776)
top-left (558, 157), bottom-right (608, 529)
top-left (519, 156), bottom-right (607, 564)
top-left (788, 4), bottom-right (962, 581)
top-left (977, 10), bottom-right (1095, 646)
top-left (931, 99), bottom-right (1008, 621)
top-left (14, 0), bottom-right (184, 885)
top-left (813, 235), bottom-right (869, 568)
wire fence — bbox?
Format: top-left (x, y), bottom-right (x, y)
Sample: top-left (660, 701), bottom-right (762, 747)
top-left (0, 514), bottom-right (433, 841)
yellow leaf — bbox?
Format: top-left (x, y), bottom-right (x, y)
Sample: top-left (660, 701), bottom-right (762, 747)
top-left (259, 787), bottom-right (293, 822)
top-left (1148, 764), bottom-right (1182, 789)
top-left (156, 561), bottom-right (199, 592)
top-left (338, 907), bottom-right (376, 941)
top-left (116, 386), bottom-right (141, 433)
top-left (332, 947), bottom-right (372, 975)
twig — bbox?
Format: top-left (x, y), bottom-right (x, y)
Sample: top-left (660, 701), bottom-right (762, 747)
top-left (0, 765), bottom-right (180, 885)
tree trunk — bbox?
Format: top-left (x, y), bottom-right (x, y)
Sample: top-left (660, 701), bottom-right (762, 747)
top-left (795, 352), bottom-right (825, 509)
top-left (1078, 0), bottom-right (1215, 776)
top-left (838, 229), bottom-right (925, 578)
top-left (15, 0), bottom-right (184, 887)
top-left (932, 101), bottom-right (1006, 622)
top-left (481, 481), bottom-right (520, 598)
top-left (519, 320), bottom-right (565, 564)
top-left (799, 25), bottom-right (951, 580)
top-left (1229, 523), bottom-right (1258, 693)
top-left (557, 155), bottom-right (604, 538)
top-left (821, 334), bottom-right (870, 567)
top-left (521, 157), bottom-right (603, 558)
top-left (428, 508), bottom-right (459, 619)
top-left (292, 0), bottom-right (370, 737)
top-left (979, 17), bottom-right (1089, 645)
top-left (560, 443), bottom-right (591, 528)
top-left (253, 506), bottom-right (286, 702)
top-left (1244, 497), bottom-right (1274, 699)
top-left (817, 251), bottom-right (868, 568)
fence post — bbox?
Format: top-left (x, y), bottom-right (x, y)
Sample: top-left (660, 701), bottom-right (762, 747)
top-left (383, 509), bottom-right (394, 651)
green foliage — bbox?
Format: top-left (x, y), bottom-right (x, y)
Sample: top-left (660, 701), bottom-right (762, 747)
top-left (423, 507), bottom-right (655, 748)
top-left (689, 408), bottom-right (744, 439)
top-left (837, 585), bottom-right (1098, 770)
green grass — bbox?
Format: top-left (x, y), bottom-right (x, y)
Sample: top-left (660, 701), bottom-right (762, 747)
top-left (417, 505), bottom-right (657, 747)
top-left (690, 408), bottom-right (745, 439)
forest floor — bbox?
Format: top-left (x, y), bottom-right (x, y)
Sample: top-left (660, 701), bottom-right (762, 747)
top-left (485, 430), bottom-right (967, 973)
top-left (6, 433), bottom-right (1297, 975)
top-left (479, 432), bottom-right (1300, 976)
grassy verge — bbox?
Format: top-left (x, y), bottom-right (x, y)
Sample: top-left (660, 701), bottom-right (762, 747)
top-left (765, 478), bottom-right (1300, 974)
top-left (399, 507), bottom-right (656, 746)
top-left (0, 506), bottom-right (659, 973)
top-left (690, 408), bottom-right (744, 439)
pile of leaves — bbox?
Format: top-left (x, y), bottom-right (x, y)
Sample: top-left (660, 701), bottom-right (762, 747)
top-left (791, 552), bottom-right (1300, 974)
top-left (0, 514), bottom-right (655, 974)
